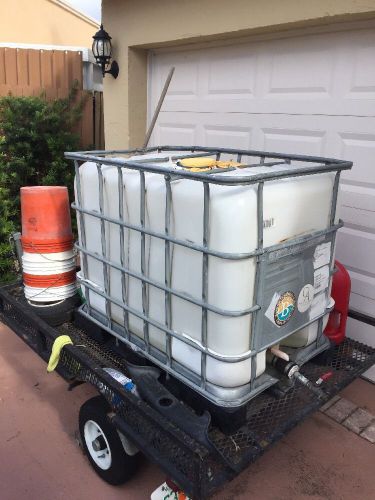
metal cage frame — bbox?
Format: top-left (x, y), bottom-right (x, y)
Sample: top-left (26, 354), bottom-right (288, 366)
top-left (65, 145), bottom-right (352, 407)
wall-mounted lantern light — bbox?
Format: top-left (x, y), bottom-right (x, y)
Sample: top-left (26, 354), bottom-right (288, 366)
top-left (92, 24), bottom-right (119, 79)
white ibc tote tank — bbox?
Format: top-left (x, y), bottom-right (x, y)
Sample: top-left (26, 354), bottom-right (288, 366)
top-left (76, 155), bottom-right (336, 391)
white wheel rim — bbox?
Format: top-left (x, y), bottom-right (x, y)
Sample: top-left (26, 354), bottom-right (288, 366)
top-left (84, 420), bottom-right (112, 470)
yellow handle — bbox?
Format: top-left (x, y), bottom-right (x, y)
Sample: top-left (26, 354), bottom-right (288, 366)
top-left (47, 335), bottom-right (73, 372)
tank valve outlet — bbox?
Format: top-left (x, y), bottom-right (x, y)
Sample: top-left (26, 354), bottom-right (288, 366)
top-left (272, 357), bottom-right (328, 401)
top-left (270, 346), bottom-right (290, 362)
top-left (293, 371), bottom-right (328, 401)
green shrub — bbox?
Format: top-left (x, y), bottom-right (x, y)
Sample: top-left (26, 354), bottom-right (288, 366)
top-left (0, 85), bottom-right (84, 282)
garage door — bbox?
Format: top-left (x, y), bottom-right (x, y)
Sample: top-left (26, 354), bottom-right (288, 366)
top-left (148, 26), bottom-right (375, 372)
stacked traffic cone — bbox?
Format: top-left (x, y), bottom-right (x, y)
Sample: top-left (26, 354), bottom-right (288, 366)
top-left (20, 186), bottom-right (77, 303)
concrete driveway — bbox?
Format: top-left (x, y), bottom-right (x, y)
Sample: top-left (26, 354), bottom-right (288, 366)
top-left (1, 321), bottom-right (374, 500)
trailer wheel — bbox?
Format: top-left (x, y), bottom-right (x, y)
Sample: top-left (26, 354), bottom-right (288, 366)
top-left (79, 396), bottom-right (138, 485)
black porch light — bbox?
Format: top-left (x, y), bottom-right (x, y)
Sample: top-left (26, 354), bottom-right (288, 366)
top-left (92, 24), bottom-right (119, 78)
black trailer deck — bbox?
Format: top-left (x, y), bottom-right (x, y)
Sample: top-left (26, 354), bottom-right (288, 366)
top-left (1, 282), bottom-right (375, 499)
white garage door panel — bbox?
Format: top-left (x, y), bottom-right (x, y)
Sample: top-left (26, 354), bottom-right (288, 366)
top-left (350, 271), bottom-right (375, 301)
top-left (340, 204), bottom-right (375, 231)
top-left (150, 29), bottom-right (375, 117)
top-left (335, 228), bottom-right (375, 319)
top-left (340, 184), bottom-right (375, 236)
top-left (154, 116), bottom-right (375, 188)
top-left (350, 293), bottom-right (375, 317)
top-left (345, 271), bottom-right (375, 317)
top-left (156, 123), bottom-right (197, 146)
top-left (149, 25), bottom-right (375, 350)
top-left (341, 184), bottom-right (375, 211)
top-left (336, 228), bottom-right (375, 276)
top-left (339, 133), bottom-right (375, 186)
top-left (203, 126), bottom-right (253, 150)
top-left (347, 318), bottom-right (375, 347)
top-left (154, 112), bottom-right (375, 159)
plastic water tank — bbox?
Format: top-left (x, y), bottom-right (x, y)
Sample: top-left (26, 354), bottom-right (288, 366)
top-left (76, 157), bottom-right (336, 389)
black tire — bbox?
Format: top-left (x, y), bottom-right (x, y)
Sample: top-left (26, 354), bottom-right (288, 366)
top-left (27, 293), bottom-right (81, 326)
top-left (79, 396), bottom-right (138, 485)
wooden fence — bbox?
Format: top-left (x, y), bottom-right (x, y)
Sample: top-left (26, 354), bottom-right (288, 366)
top-left (0, 47), bottom-right (104, 148)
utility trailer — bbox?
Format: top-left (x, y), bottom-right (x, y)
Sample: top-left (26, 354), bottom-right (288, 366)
top-left (1, 281), bottom-right (375, 499)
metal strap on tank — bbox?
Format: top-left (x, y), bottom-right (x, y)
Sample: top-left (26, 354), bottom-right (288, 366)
top-left (74, 160), bottom-right (91, 312)
top-left (316, 170), bottom-right (342, 352)
top-left (74, 243), bottom-right (259, 317)
top-left (73, 200), bottom-right (344, 259)
top-left (71, 204), bottom-right (261, 261)
top-left (201, 182), bottom-right (210, 389)
top-left (117, 166), bottom-right (129, 339)
top-left (66, 145), bottom-right (351, 170)
top-left (140, 171), bottom-right (150, 352)
top-left (97, 163), bottom-right (111, 327)
top-left (74, 219), bottom-right (342, 320)
top-left (77, 278), bottom-right (256, 363)
top-left (330, 172), bottom-right (341, 227)
top-left (68, 157), bottom-right (351, 185)
top-left (165, 175), bottom-right (172, 368)
top-left (66, 147), bottom-right (352, 186)
top-left (249, 181), bottom-right (264, 389)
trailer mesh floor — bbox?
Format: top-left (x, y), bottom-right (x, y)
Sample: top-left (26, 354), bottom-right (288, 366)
top-left (1, 283), bottom-right (375, 499)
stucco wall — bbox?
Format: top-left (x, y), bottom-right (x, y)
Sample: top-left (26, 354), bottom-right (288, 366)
top-left (102, 0), bottom-right (375, 149)
top-left (0, 0), bottom-right (98, 47)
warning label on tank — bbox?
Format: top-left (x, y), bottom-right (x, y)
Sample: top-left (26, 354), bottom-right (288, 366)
top-left (313, 242), bottom-right (331, 269)
top-left (314, 265), bottom-right (330, 294)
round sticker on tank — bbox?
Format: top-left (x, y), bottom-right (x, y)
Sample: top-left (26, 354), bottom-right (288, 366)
top-left (297, 284), bottom-right (314, 313)
top-left (274, 291), bottom-right (296, 326)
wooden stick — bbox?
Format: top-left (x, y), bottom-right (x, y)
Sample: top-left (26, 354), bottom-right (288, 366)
top-left (143, 66), bottom-right (175, 149)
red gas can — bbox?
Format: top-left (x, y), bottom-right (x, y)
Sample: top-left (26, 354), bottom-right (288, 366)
top-left (324, 260), bottom-right (351, 345)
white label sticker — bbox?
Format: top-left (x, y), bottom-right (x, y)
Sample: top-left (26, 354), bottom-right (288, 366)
top-left (297, 284), bottom-right (314, 313)
top-left (263, 217), bottom-right (275, 229)
top-left (314, 265), bottom-right (330, 294)
top-left (265, 292), bottom-right (281, 327)
top-left (309, 292), bottom-right (328, 321)
top-left (313, 242), bottom-right (331, 269)
top-left (151, 482), bottom-right (191, 500)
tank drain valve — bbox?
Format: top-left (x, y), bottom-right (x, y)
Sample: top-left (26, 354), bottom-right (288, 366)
top-left (272, 357), bottom-right (328, 401)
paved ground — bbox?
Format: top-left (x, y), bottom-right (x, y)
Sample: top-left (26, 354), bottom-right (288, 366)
top-left (1, 321), bottom-right (375, 500)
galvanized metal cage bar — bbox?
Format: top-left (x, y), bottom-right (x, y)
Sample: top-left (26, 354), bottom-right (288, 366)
top-left (164, 175), bottom-right (173, 369)
top-left (201, 182), bottom-right (210, 389)
top-left (74, 160), bottom-right (91, 312)
top-left (96, 163), bottom-right (111, 327)
top-left (117, 166), bottom-right (130, 339)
